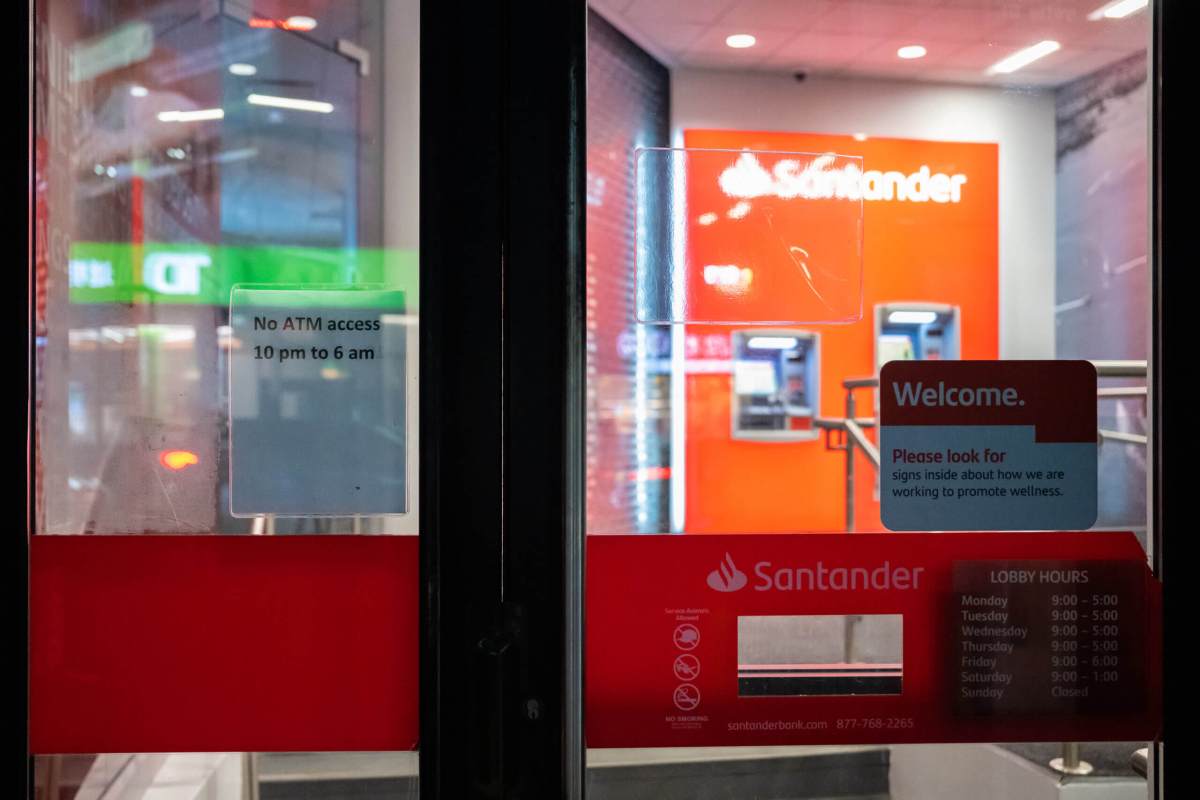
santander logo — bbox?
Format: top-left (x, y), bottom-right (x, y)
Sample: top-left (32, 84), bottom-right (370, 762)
top-left (705, 552), bottom-right (925, 592)
top-left (707, 553), bottom-right (748, 592)
top-left (718, 152), bottom-right (968, 204)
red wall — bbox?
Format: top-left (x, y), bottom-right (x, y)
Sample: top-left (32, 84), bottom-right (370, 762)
top-left (682, 129), bottom-right (999, 533)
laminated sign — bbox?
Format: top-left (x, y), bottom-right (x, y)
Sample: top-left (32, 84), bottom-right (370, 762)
top-left (880, 360), bottom-right (1097, 531)
top-left (229, 286), bottom-right (408, 516)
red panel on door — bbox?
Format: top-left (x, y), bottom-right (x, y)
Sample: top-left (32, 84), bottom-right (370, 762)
top-left (586, 532), bottom-right (1161, 747)
top-left (30, 535), bottom-right (419, 754)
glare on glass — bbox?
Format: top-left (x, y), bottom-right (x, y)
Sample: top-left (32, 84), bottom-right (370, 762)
top-left (635, 147), bottom-right (865, 324)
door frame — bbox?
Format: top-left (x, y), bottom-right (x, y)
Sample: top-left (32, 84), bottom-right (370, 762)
top-left (419, 0), bottom-right (586, 797)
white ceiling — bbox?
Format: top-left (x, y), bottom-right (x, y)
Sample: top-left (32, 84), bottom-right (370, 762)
top-left (592, 0), bottom-right (1149, 87)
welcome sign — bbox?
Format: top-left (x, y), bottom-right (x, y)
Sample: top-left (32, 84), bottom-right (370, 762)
top-left (880, 360), bottom-right (1098, 531)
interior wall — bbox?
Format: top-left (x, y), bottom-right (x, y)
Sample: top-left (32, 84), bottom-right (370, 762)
top-left (671, 69), bottom-right (1057, 361)
top-left (1055, 51), bottom-right (1149, 532)
top-left (669, 69), bottom-right (1055, 533)
top-left (680, 129), bottom-right (999, 533)
top-left (586, 12), bottom-right (673, 534)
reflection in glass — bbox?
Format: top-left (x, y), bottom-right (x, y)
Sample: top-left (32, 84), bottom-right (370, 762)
top-left (636, 147), bottom-right (865, 325)
top-left (738, 615), bottom-right (903, 697)
top-left (34, 1), bottom-right (416, 535)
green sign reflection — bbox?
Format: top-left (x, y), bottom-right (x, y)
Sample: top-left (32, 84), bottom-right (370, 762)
top-left (68, 242), bottom-right (419, 309)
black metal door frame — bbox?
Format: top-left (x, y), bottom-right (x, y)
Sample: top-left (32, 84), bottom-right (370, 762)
top-left (419, 1), bottom-right (586, 798)
top-left (1153, 1), bottom-right (1193, 797)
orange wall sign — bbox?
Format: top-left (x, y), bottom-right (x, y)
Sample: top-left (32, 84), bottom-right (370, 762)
top-left (682, 129), bottom-right (999, 533)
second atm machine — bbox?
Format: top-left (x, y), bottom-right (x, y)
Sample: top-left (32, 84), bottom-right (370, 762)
top-left (874, 302), bottom-right (960, 371)
top-left (731, 330), bottom-right (820, 442)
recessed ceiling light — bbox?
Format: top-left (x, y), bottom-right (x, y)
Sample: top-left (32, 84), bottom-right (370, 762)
top-left (853, 132), bottom-right (868, 141)
top-left (129, 85), bottom-right (148, 97)
top-left (1088, 0), bottom-right (1148, 19)
top-left (725, 33), bottom-right (757, 49)
top-left (229, 63), bottom-right (257, 76)
top-left (284, 15), bottom-right (318, 31)
top-left (897, 45), bottom-right (927, 59)
top-left (985, 40), bottom-right (1061, 75)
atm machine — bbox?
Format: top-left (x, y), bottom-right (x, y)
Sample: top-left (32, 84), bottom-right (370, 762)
top-left (872, 303), bottom-right (960, 498)
top-left (874, 302), bottom-right (960, 373)
top-left (731, 330), bottom-right (820, 442)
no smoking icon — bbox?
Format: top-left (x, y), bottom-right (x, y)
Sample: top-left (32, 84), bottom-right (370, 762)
top-left (673, 683), bottom-right (701, 711)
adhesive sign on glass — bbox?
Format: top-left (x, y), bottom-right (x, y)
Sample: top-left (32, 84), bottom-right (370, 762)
top-left (585, 533), bottom-right (1160, 748)
top-left (880, 360), bottom-right (1097, 531)
top-left (229, 286), bottom-right (407, 516)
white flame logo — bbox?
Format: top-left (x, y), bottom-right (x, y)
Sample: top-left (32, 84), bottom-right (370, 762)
top-left (707, 552), bottom-right (748, 592)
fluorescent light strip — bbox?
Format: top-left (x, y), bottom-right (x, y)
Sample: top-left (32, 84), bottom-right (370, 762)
top-left (986, 40), bottom-right (1061, 75)
top-left (747, 336), bottom-right (799, 350)
top-left (1088, 0), bottom-right (1148, 19)
top-left (247, 93), bottom-right (334, 113)
top-left (157, 108), bottom-right (225, 122)
top-left (888, 310), bottom-right (938, 325)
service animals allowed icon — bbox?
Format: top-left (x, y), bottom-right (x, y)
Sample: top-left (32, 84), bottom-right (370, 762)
top-left (707, 552), bottom-right (748, 592)
top-left (673, 624), bottom-right (701, 651)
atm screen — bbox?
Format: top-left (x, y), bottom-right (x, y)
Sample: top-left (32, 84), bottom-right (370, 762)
top-left (734, 361), bottom-right (778, 395)
top-left (878, 334), bottom-right (916, 364)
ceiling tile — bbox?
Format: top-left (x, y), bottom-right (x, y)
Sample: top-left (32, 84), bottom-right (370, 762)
top-left (608, 0), bottom-right (1150, 87)
top-left (774, 31), bottom-right (886, 67)
top-left (1056, 46), bottom-right (1143, 77)
top-left (625, 0), bottom-right (739, 25)
top-left (1075, 16), bottom-right (1149, 49)
top-left (936, 40), bottom-right (1026, 70)
top-left (622, 17), bottom-right (709, 51)
top-left (683, 23), bottom-right (798, 62)
top-left (715, 0), bottom-right (834, 31)
top-left (907, 7), bottom-right (1011, 45)
top-left (854, 0), bottom-right (945, 6)
top-left (808, 2), bottom-right (930, 36)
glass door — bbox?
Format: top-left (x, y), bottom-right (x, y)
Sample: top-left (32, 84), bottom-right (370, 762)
top-left (29, 0), bottom-right (424, 796)
top-left (26, 0), bottom-right (588, 798)
top-left (581, 0), bottom-right (1170, 797)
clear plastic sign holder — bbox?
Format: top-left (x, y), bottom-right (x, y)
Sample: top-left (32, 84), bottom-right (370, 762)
top-left (228, 285), bottom-right (408, 518)
top-left (636, 147), bottom-right (864, 324)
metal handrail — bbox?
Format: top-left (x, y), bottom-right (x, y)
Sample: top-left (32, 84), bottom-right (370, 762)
top-left (1098, 386), bottom-right (1148, 398)
top-left (840, 361), bottom-right (1148, 382)
top-left (1100, 429), bottom-right (1149, 445)
top-left (814, 417), bottom-right (876, 429)
top-left (844, 418), bottom-right (880, 469)
top-left (1131, 748), bottom-right (1149, 779)
top-left (1092, 359), bottom-right (1147, 377)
